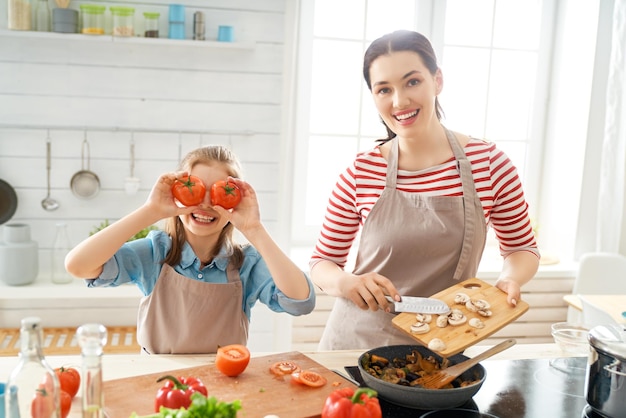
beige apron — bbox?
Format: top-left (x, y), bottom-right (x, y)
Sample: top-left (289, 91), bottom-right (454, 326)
top-left (137, 263), bottom-right (249, 354)
top-left (319, 129), bottom-right (486, 350)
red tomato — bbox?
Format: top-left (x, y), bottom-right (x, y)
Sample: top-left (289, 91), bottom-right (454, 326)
top-left (291, 370), bottom-right (328, 388)
top-left (215, 344), bottom-right (250, 377)
top-left (55, 366), bottom-right (80, 398)
top-left (172, 175), bottom-right (206, 206)
top-left (210, 180), bottom-right (241, 209)
top-left (31, 385), bottom-right (55, 418)
top-left (60, 390), bottom-right (72, 418)
top-left (269, 361), bottom-right (301, 376)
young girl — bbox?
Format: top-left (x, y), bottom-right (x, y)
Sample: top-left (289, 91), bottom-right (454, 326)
top-left (65, 145), bottom-right (315, 354)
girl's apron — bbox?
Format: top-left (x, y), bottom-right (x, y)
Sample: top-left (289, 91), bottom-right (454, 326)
top-left (137, 263), bottom-right (248, 354)
top-left (318, 129), bottom-right (486, 350)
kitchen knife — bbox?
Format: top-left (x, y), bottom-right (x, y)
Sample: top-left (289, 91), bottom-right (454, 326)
top-left (385, 295), bottom-right (450, 314)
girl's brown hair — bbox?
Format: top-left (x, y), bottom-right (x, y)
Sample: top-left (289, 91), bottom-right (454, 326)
top-left (363, 30), bottom-right (444, 144)
top-left (163, 145), bottom-right (245, 269)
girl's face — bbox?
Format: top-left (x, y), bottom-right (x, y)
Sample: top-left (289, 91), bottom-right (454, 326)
top-left (369, 50), bottom-right (442, 136)
top-left (179, 162), bottom-right (231, 238)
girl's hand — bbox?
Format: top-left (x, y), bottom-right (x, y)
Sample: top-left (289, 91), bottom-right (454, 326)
top-left (339, 271), bottom-right (401, 312)
top-left (211, 177), bottom-right (262, 234)
top-left (145, 171), bottom-right (201, 219)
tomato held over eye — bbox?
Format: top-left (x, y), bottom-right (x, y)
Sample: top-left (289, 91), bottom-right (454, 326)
top-left (210, 180), bottom-right (242, 209)
top-left (291, 370), bottom-right (327, 388)
top-left (215, 344), bottom-right (251, 377)
top-left (55, 366), bottom-right (81, 398)
top-left (172, 175), bottom-right (206, 206)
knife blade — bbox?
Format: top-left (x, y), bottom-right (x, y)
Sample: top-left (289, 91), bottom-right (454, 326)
top-left (385, 295), bottom-right (450, 314)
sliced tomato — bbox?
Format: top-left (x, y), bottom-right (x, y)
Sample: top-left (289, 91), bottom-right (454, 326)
top-left (269, 361), bottom-right (301, 376)
top-left (215, 344), bottom-right (251, 377)
top-left (291, 370), bottom-right (327, 388)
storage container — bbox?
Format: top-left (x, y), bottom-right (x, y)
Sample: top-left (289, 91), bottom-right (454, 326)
top-left (8, 0), bottom-right (32, 30)
top-left (52, 8), bottom-right (78, 33)
top-left (110, 6), bottom-right (135, 37)
top-left (143, 11), bottom-right (160, 38)
top-left (168, 4), bottom-right (185, 39)
top-left (80, 4), bottom-right (105, 35)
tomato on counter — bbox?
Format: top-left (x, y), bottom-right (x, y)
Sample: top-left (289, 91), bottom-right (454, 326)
top-left (290, 369), bottom-right (327, 388)
top-left (269, 360), bottom-right (301, 376)
top-left (55, 366), bottom-right (80, 398)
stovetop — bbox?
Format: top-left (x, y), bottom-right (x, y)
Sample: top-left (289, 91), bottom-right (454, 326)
top-left (344, 357), bottom-right (606, 418)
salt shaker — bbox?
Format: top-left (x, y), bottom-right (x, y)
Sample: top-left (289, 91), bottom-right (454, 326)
top-left (5, 317), bottom-right (61, 418)
top-left (77, 323), bottom-right (108, 418)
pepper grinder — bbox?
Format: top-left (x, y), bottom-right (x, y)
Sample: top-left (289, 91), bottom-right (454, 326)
top-left (193, 11), bottom-right (205, 40)
top-left (78, 323), bottom-right (108, 418)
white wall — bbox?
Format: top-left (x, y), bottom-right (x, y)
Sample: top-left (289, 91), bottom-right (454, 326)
top-left (0, 0), bottom-right (295, 352)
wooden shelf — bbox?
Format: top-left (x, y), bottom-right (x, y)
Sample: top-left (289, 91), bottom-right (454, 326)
top-left (0, 29), bottom-right (256, 50)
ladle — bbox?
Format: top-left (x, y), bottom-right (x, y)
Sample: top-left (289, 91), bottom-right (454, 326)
top-left (41, 131), bottom-right (60, 211)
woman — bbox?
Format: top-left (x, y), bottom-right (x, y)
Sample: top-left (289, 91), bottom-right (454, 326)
top-left (66, 145), bottom-right (315, 354)
top-left (310, 30), bottom-right (540, 350)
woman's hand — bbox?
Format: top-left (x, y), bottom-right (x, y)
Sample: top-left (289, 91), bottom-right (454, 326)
top-left (339, 271), bottom-right (401, 312)
top-left (495, 278), bottom-right (521, 307)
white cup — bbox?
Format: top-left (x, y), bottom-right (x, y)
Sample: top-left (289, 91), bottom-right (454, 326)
top-left (125, 177), bottom-right (141, 195)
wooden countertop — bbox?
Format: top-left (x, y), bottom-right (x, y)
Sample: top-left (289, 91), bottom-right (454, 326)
top-left (0, 343), bottom-right (575, 417)
top-left (563, 294), bottom-right (626, 324)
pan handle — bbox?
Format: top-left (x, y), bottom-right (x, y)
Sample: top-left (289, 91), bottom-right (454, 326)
top-left (82, 131), bottom-right (90, 171)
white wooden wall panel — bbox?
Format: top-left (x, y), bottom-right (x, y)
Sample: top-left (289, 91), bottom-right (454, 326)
top-left (0, 0), bottom-right (294, 352)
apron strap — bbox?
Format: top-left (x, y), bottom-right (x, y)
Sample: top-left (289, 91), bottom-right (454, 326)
top-left (445, 128), bottom-right (477, 280)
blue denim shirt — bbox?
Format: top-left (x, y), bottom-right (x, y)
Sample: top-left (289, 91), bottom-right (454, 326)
top-left (86, 230), bottom-right (315, 320)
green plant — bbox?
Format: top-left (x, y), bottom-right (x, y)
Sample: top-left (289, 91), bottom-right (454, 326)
top-left (89, 220), bottom-right (159, 242)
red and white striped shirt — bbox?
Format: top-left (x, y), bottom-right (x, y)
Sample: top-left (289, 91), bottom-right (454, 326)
top-left (310, 138), bottom-right (539, 269)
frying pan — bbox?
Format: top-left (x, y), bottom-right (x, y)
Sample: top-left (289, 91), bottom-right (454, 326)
top-left (70, 136), bottom-right (101, 199)
top-left (0, 179), bottom-right (18, 225)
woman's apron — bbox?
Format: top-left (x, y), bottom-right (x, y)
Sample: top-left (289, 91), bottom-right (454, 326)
top-left (137, 263), bottom-right (249, 354)
top-left (318, 129), bottom-right (486, 350)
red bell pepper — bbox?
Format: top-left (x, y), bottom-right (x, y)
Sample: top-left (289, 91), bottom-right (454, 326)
top-left (154, 375), bottom-right (208, 412)
top-left (322, 387), bottom-right (382, 418)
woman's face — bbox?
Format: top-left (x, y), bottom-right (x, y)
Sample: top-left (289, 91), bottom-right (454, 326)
top-left (369, 50), bottom-right (442, 136)
top-left (179, 162), bottom-right (231, 238)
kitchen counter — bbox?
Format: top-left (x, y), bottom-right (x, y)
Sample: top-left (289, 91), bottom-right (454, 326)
top-left (0, 343), bottom-right (581, 417)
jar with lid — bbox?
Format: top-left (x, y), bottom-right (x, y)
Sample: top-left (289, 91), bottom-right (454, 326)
top-left (143, 11), bottom-right (160, 38)
top-left (51, 222), bottom-right (72, 284)
top-left (0, 223), bottom-right (39, 286)
top-left (80, 4), bottom-right (105, 35)
top-left (5, 317), bottom-right (61, 418)
top-left (168, 4), bottom-right (185, 39)
top-left (110, 6), bottom-right (135, 37)
top-left (8, 0), bottom-right (32, 30)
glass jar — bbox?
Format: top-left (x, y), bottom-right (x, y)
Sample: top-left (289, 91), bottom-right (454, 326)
top-left (8, 0), bottom-right (32, 30)
top-left (110, 6), bottom-right (135, 37)
top-left (34, 0), bottom-right (50, 31)
top-left (143, 11), bottom-right (159, 38)
top-left (78, 323), bottom-right (108, 418)
top-left (80, 4), bottom-right (105, 35)
top-left (6, 317), bottom-right (61, 418)
top-left (51, 222), bottom-right (72, 284)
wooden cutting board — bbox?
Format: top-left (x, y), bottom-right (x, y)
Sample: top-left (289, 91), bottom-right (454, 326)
top-left (102, 351), bottom-right (356, 418)
top-left (392, 278), bottom-right (529, 357)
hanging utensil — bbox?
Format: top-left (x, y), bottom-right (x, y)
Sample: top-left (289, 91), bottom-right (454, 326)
top-left (70, 131), bottom-right (101, 200)
top-left (41, 130), bottom-right (60, 211)
top-left (125, 132), bottom-right (140, 195)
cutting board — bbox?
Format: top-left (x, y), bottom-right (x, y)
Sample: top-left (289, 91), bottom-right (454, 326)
top-left (102, 351), bottom-right (357, 418)
top-left (392, 278), bottom-right (528, 357)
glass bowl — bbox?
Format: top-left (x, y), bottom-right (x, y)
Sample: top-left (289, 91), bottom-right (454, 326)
top-left (551, 322), bottom-right (590, 355)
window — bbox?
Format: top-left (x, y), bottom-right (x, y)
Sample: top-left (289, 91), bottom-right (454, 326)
top-left (291, 0), bottom-right (597, 266)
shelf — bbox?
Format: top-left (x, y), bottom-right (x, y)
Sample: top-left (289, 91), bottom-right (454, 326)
top-left (0, 29), bottom-right (256, 50)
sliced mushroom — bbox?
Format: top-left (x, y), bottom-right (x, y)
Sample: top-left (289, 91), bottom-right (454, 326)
top-left (436, 314), bottom-right (449, 328)
top-left (466, 299), bottom-right (491, 312)
top-left (410, 322), bottom-right (430, 334)
top-left (454, 292), bottom-right (470, 304)
top-left (478, 309), bottom-right (493, 317)
top-left (447, 308), bottom-right (467, 326)
top-left (428, 338), bottom-right (447, 352)
top-left (415, 313), bottom-right (433, 323)
top-left (468, 318), bottom-right (485, 329)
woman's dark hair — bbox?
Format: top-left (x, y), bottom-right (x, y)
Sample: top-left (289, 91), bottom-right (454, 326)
top-left (163, 145), bottom-right (245, 269)
top-left (363, 30), bottom-right (444, 143)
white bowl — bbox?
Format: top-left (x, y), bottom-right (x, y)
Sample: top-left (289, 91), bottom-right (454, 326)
top-left (551, 322), bottom-right (590, 355)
